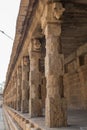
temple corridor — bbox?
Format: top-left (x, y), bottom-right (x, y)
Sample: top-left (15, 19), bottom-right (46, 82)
top-left (3, 0), bottom-right (87, 129)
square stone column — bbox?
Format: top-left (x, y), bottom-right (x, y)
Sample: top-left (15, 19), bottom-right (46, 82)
top-left (13, 74), bottom-right (17, 110)
top-left (41, 2), bottom-right (67, 127)
top-left (21, 56), bottom-right (30, 113)
top-left (29, 38), bottom-right (43, 117)
top-left (17, 66), bottom-right (22, 111)
top-left (11, 77), bottom-right (14, 108)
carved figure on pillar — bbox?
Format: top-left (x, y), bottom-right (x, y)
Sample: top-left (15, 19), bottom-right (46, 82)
top-left (32, 38), bottom-right (41, 52)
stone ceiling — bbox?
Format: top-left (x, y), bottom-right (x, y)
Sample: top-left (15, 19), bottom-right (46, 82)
top-left (61, 1), bottom-right (87, 57)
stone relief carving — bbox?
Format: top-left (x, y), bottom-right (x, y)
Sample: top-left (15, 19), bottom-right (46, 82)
top-left (41, 2), bottom-right (65, 32)
top-left (23, 56), bottom-right (29, 66)
top-left (53, 2), bottom-right (65, 20)
top-left (32, 39), bottom-right (41, 52)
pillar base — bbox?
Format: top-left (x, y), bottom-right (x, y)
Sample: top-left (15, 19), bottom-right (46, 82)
top-left (29, 98), bottom-right (42, 117)
top-left (14, 101), bottom-right (17, 110)
top-left (21, 99), bottom-right (29, 113)
top-left (45, 97), bottom-right (67, 127)
top-left (17, 100), bottom-right (21, 111)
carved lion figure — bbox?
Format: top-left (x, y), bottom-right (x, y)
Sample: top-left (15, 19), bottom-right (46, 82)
top-left (53, 2), bottom-right (65, 20)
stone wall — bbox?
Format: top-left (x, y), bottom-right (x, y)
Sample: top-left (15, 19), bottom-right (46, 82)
top-left (64, 43), bottom-right (87, 110)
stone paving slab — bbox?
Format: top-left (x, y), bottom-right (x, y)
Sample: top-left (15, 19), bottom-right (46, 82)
top-left (7, 108), bottom-right (87, 130)
top-left (0, 107), bottom-right (6, 130)
top-left (25, 110), bottom-right (87, 130)
top-left (0, 122), bottom-right (5, 129)
top-left (80, 127), bottom-right (87, 130)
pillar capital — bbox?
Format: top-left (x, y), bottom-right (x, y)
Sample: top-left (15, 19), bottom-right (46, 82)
top-left (41, 2), bottom-right (65, 32)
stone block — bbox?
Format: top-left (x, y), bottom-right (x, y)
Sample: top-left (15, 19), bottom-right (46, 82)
top-left (46, 97), bottom-right (67, 127)
top-left (22, 120), bottom-right (26, 130)
top-left (26, 124), bottom-right (31, 130)
top-left (29, 99), bottom-right (42, 117)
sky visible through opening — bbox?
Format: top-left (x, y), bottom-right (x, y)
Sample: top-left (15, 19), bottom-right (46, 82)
top-left (0, 0), bottom-right (21, 88)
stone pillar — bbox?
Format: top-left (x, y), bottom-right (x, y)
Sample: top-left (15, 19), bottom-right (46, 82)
top-left (11, 79), bottom-right (14, 108)
top-left (17, 66), bottom-right (22, 111)
top-left (11, 77), bottom-right (14, 108)
top-left (41, 2), bottom-right (67, 127)
top-left (29, 38), bottom-right (42, 117)
top-left (14, 73), bottom-right (17, 110)
top-left (9, 82), bottom-right (12, 107)
top-left (40, 41), bottom-right (46, 116)
top-left (12, 75), bottom-right (17, 110)
top-left (21, 56), bottom-right (29, 113)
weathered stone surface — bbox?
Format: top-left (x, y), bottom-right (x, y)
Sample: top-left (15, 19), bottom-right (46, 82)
top-left (42, 2), bottom-right (67, 127)
top-left (17, 66), bottom-right (22, 111)
top-left (64, 43), bottom-right (87, 110)
top-left (29, 99), bottom-right (42, 117)
top-left (46, 98), bottom-right (67, 127)
top-left (29, 39), bottom-right (43, 117)
top-left (26, 124), bottom-right (31, 130)
top-left (4, 0), bottom-right (87, 129)
top-left (21, 56), bottom-right (29, 113)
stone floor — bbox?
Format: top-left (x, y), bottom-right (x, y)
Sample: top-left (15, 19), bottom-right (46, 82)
top-left (7, 107), bottom-right (87, 130)
top-left (22, 110), bottom-right (87, 130)
top-left (0, 107), bottom-right (6, 130)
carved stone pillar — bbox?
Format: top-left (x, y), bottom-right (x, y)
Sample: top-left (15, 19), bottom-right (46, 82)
top-left (21, 56), bottom-right (29, 113)
top-left (12, 75), bottom-right (17, 110)
top-left (11, 77), bottom-right (14, 108)
top-left (9, 81), bottom-right (12, 107)
top-left (17, 66), bottom-right (22, 111)
top-left (40, 41), bottom-right (46, 116)
top-left (41, 2), bottom-right (67, 127)
top-left (29, 38), bottom-right (42, 117)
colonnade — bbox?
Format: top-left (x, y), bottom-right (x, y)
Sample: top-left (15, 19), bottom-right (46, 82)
top-left (4, 1), bottom-right (67, 127)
